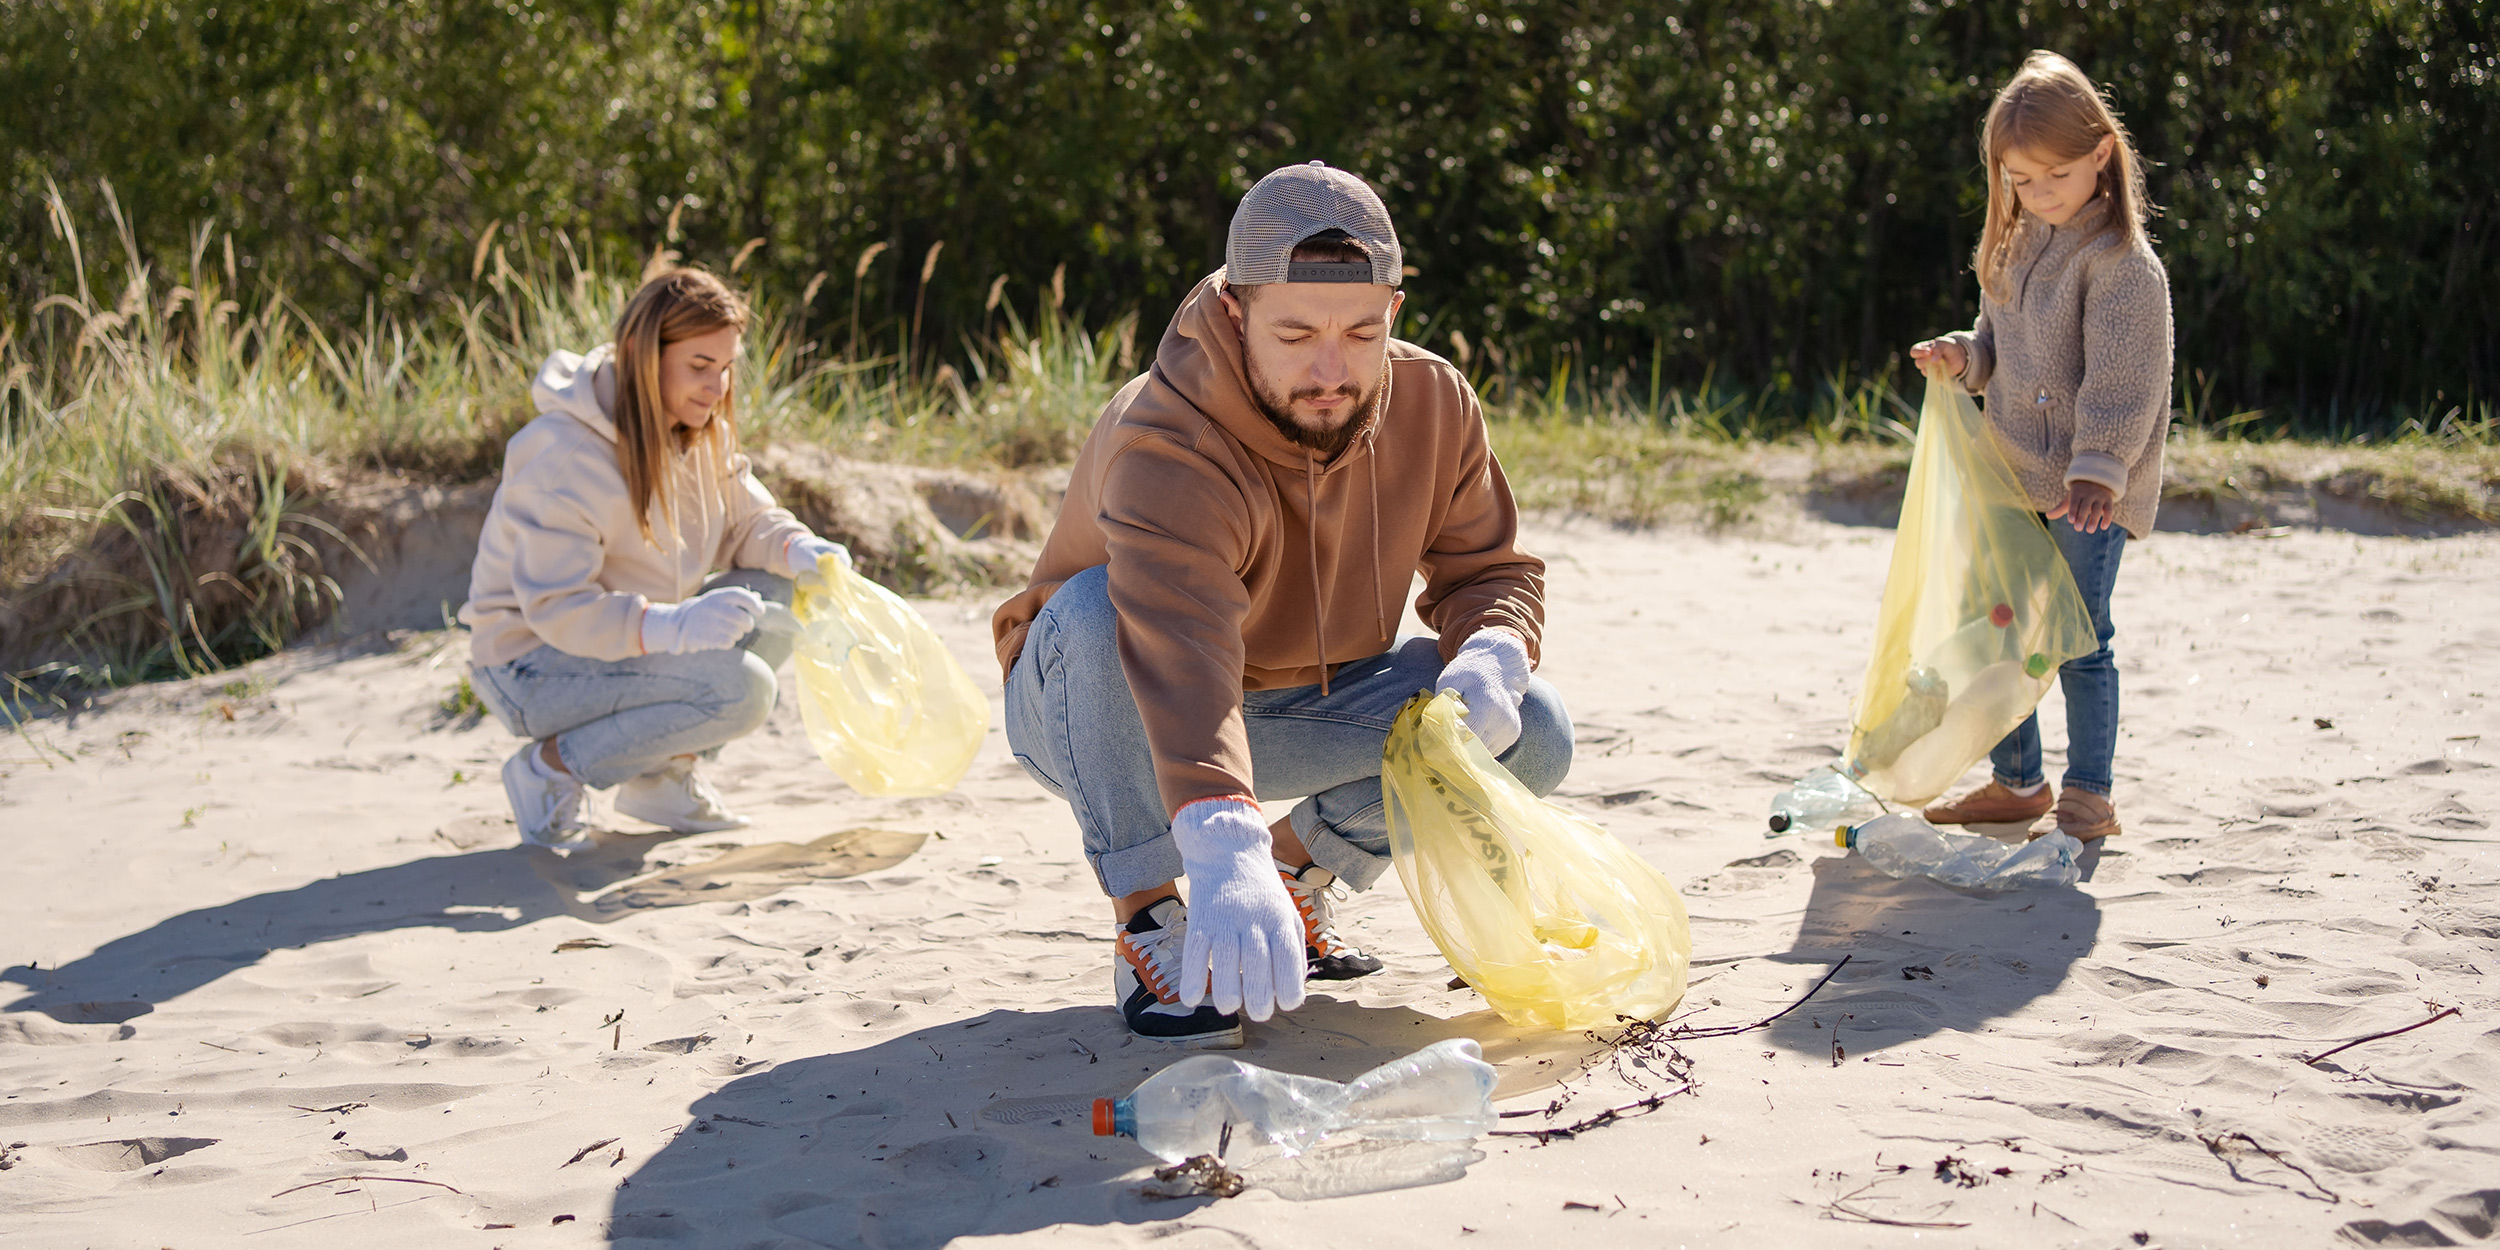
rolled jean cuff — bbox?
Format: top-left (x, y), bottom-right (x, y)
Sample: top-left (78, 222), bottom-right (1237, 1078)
top-left (1993, 769), bottom-right (2045, 789)
top-left (1091, 831), bottom-right (1187, 900)
top-left (1289, 801), bottom-right (1393, 892)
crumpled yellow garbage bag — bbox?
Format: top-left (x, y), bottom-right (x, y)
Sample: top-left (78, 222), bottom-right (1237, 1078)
top-left (1383, 691), bottom-right (1691, 1031)
top-left (1844, 365), bottom-right (2098, 805)
top-left (788, 557), bottom-right (988, 797)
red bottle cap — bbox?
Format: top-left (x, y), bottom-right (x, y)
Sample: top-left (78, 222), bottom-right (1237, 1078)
top-left (1990, 603), bottom-right (2013, 627)
top-left (1093, 1098), bottom-right (1116, 1136)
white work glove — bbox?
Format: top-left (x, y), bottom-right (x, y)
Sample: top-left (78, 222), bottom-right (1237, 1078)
top-left (785, 535), bottom-right (853, 585)
top-left (1436, 627), bottom-right (1534, 755)
top-left (1170, 797), bottom-right (1307, 1022)
top-left (640, 586), bottom-right (767, 655)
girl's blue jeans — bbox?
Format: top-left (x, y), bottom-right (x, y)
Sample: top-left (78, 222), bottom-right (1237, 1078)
top-left (1991, 517), bottom-right (2126, 796)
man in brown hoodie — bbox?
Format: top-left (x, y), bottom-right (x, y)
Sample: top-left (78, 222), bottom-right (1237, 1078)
top-left (995, 163), bottom-right (1569, 1047)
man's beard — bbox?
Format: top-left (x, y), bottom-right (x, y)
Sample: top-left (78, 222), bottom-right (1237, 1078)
top-left (1246, 356), bottom-right (1379, 460)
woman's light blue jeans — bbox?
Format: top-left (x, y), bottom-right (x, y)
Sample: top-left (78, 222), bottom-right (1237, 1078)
top-left (469, 570), bottom-right (794, 790)
top-left (1004, 564), bottom-right (1575, 898)
top-left (1990, 518), bottom-right (2126, 796)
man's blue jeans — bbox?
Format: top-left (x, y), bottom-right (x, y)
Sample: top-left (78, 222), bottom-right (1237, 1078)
top-left (1004, 565), bottom-right (1574, 897)
top-left (1991, 517), bottom-right (2126, 796)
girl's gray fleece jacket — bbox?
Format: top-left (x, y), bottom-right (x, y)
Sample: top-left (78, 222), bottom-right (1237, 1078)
top-left (1946, 195), bottom-right (2175, 539)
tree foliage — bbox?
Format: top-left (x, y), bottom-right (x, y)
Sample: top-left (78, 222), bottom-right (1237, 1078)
top-left (5, 0), bottom-right (2492, 428)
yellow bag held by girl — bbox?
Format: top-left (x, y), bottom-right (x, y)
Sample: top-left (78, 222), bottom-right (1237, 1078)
top-left (1383, 691), bottom-right (1691, 1031)
top-left (788, 557), bottom-right (988, 797)
top-left (1844, 365), bottom-right (2098, 806)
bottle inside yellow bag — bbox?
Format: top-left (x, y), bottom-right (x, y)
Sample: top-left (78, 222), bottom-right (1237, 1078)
top-left (788, 555), bottom-right (988, 797)
top-left (1383, 691), bottom-right (1691, 1031)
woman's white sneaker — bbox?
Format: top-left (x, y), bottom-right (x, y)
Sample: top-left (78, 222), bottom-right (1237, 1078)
top-left (616, 756), bottom-right (751, 833)
top-left (502, 744), bottom-right (592, 854)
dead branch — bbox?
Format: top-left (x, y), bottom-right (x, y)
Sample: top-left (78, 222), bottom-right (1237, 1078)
top-left (269, 1175), bottom-right (464, 1199)
top-left (2198, 1131), bottom-right (2341, 1204)
top-left (2301, 1005), bottom-right (2460, 1067)
top-left (1489, 1083), bottom-right (1697, 1143)
top-left (1666, 955), bottom-right (1854, 1040)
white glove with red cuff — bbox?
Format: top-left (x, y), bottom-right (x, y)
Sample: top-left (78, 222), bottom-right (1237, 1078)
top-left (640, 586), bottom-right (766, 655)
top-left (1436, 627), bottom-right (1534, 755)
top-left (785, 535), bottom-right (853, 585)
top-left (1170, 797), bottom-right (1307, 1021)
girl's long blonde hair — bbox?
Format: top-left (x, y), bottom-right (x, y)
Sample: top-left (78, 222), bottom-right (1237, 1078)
top-left (611, 268), bottom-right (750, 547)
top-left (1974, 51), bottom-right (2154, 300)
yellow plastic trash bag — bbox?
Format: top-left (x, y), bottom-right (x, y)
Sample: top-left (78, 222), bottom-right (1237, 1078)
top-left (1383, 692), bottom-right (1691, 1031)
top-left (1844, 365), bottom-right (2098, 806)
top-left (789, 557), bottom-right (989, 797)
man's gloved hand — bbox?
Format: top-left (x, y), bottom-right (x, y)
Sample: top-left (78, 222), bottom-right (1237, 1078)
top-left (1436, 627), bottom-right (1534, 755)
top-left (786, 535), bottom-right (854, 585)
top-left (1170, 797), bottom-right (1307, 1021)
top-left (640, 586), bottom-right (767, 655)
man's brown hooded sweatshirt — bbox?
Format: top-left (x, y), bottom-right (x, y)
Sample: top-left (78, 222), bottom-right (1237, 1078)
top-left (992, 272), bottom-right (1545, 818)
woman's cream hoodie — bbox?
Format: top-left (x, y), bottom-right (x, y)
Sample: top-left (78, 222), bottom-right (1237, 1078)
top-left (460, 345), bottom-right (812, 668)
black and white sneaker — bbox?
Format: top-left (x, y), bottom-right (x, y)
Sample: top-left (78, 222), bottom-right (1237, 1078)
top-left (1279, 861), bottom-right (1385, 981)
top-left (1115, 898), bottom-right (1244, 1048)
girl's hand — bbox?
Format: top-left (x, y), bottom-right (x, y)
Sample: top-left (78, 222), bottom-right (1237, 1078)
top-left (2046, 481), bottom-right (2119, 533)
top-left (1908, 337), bottom-right (1966, 376)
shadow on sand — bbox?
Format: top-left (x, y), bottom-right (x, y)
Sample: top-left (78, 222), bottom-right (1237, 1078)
top-left (605, 997), bottom-right (1604, 1247)
top-left (1, 827), bottom-right (926, 1025)
top-left (1757, 832), bottom-right (2106, 1058)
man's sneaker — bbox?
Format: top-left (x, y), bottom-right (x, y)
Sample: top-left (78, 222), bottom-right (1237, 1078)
top-left (1115, 899), bottom-right (1243, 1048)
top-left (616, 756), bottom-right (750, 833)
top-left (1923, 779), bottom-right (2054, 826)
top-left (1279, 861), bottom-right (1384, 981)
top-left (502, 744), bottom-right (592, 854)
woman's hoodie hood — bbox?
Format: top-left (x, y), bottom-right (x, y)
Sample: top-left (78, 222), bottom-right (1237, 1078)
top-left (532, 344), bottom-right (622, 443)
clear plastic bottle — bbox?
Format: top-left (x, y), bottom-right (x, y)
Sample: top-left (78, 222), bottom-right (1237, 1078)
top-left (1767, 768), bottom-right (1882, 835)
top-left (1094, 1037), bottom-right (1497, 1165)
top-left (1838, 812), bottom-right (2083, 890)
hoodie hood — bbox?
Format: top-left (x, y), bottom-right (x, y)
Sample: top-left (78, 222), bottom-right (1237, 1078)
top-left (1156, 270), bottom-right (1391, 476)
top-left (531, 344), bottom-right (622, 444)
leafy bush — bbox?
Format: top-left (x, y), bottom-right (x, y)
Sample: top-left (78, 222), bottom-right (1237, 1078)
top-left (3, 1), bottom-right (2492, 432)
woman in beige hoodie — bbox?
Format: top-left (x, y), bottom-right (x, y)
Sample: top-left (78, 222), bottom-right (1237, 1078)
top-left (460, 269), bottom-right (849, 852)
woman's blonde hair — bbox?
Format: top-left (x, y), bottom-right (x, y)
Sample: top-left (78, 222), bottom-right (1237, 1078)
top-left (1974, 51), bottom-right (2154, 300)
top-left (611, 268), bottom-right (750, 546)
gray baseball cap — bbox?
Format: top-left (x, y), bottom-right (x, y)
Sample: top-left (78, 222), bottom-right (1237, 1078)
top-left (1225, 161), bottom-right (1404, 286)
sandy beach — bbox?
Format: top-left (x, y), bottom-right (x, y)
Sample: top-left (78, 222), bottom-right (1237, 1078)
top-left (4, 514), bottom-right (2495, 1248)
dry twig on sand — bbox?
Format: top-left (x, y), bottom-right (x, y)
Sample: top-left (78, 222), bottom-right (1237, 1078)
top-left (1139, 1154), bottom-right (1247, 1200)
top-left (269, 1175), bottom-right (464, 1199)
top-left (1665, 955), bottom-right (1854, 1040)
top-left (2198, 1131), bottom-right (2341, 1204)
top-left (1795, 1181), bottom-right (1970, 1228)
top-left (1490, 1084), bottom-right (1698, 1144)
top-left (561, 1138), bottom-right (620, 1168)
top-left (2300, 1005), bottom-right (2460, 1067)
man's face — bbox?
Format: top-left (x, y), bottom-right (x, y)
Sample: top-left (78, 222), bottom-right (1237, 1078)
top-left (1221, 283), bottom-right (1404, 456)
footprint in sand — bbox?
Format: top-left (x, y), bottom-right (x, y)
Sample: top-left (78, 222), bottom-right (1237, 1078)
top-left (2303, 1124), bottom-right (2413, 1173)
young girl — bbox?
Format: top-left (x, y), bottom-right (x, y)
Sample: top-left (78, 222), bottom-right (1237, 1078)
top-left (460, 268), bottom-right (850, 852)
top-left (1910, 51), bottom-right (2173, 843)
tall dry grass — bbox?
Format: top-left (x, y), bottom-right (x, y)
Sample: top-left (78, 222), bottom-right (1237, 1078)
top-left (5, 186), bottom-right (2494, 691)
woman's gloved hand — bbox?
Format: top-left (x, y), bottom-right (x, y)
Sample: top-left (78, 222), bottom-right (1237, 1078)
top-left (1170, 797), bottom-right (1307, 1021)
top-left (785, 535), bottom-right (854, 585)
top-left (1436, 627), bottom-right (1534, 755)
top-left (640, 586), bottom-right (767, 655)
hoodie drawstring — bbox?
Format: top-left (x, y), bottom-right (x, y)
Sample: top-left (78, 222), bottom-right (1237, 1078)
top-left (1366, 429), bottom-right (1386, 642)
top-left (1305, 452), bottom-right (1331, 695)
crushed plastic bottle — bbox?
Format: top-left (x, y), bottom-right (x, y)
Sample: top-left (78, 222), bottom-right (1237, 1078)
top-left (1838, 812), bottom-right (2084, 890)
top-left (1767, 767), bottom-right (1883, 835)
top-left (1094, 1037), bottom-right (1497, 1165)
